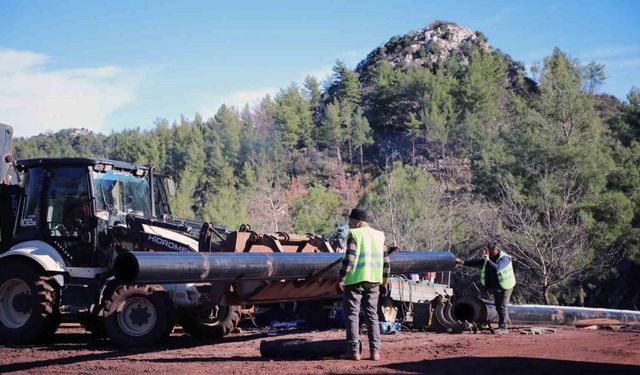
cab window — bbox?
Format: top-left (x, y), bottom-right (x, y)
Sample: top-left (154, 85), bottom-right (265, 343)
top-left (21, 167), bottom-right (44, 227)
top-left (44, 167), bottom-right (90, 237)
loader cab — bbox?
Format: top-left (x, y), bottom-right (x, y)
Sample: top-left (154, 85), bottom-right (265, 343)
top-left (15, 158), bottom-right (149, 267)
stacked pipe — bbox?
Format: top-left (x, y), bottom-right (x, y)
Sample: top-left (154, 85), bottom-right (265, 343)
top-left (113, 251), bottom-right (457, 283)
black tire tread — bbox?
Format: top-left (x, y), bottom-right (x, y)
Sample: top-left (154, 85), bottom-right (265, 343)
top-left (180, 305), bottom-right (241, 339)
top-left (103, 284), bottom-right (174, 347)
top-left (0, 262), bottom-right (60, 345)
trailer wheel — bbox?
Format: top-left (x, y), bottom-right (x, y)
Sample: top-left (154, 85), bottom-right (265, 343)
top-left (0, 261), bottom-right (60, 345)
top-left (180, 305), bottom-right (241, 339)
top-left (104, 285), bottom-right (174, 347)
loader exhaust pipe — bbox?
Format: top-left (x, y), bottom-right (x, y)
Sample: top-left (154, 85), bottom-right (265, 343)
top-left (113, 251), bottom-right (456, 283)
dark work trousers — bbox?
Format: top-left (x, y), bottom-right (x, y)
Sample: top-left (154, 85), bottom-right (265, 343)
top-left (343, 282), bottom-right (381, 354)
top-left (487, 287), bottom-right (513, 329)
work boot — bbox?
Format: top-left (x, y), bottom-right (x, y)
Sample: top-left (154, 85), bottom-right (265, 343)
top-left (340, 352), bottom-right (361, 361)
top-left (370, 351), bottom-right (381, 361)
top-left (495, 328), bottom-right (508, 335)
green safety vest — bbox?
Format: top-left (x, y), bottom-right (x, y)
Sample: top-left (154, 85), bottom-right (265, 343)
top-left (343, 227), bottom-right (385, 286)
top-left (480, 251), bottom-right (516, 290)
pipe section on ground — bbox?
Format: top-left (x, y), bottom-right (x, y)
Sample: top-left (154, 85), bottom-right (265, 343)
top-left (452, 295), bottom-right (640, 326)
top-left (113, 251), bottom-right (456, 284)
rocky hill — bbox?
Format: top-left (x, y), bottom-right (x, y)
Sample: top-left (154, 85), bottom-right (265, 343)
top-left (356, 21), bottom-right (490, 78)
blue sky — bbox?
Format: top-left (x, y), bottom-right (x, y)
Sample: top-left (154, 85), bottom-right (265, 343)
top-left (1, 0), bottom-right (639, 136)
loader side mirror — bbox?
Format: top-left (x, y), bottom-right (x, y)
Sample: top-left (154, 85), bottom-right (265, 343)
top-left (166, 178), bottom-right (176, 197)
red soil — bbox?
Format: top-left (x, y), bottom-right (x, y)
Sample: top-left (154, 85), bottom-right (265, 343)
top-left (1, 324), bottom-right (638, 374)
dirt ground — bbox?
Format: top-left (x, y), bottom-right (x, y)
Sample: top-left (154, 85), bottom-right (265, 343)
top-left (1, 324), bottom-right (639, 375)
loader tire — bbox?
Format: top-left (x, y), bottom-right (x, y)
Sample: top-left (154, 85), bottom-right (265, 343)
top-left (180, 305), bottom-right (241, 339)
top-left (104, 285), bottom-right (174, 347)
top-left (0, 261), bottom-right (60, 345)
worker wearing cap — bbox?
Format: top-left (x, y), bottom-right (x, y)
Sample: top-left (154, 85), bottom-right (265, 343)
top-left (456, 242), bottom-right (516, 334)
top-left (337, 208), bottom-right (390, 361)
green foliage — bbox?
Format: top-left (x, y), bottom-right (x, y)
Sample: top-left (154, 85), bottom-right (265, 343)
top-left (290, 185), bottom-right (342, 234)
top-left (12, 27), bottom-right (640, 306)
top-left (304, 75), bottom-right (322, 112)
top-left (360, 163), bottom-right (457, 250)
top-left (617, 87), bottom-right (640, 145)
top-left (171, 162), bottom-right (200, 219)
top-left (326, 60), bottom-right (361, 112)
top-left (584, 191), bottom-right (634, 249)
top-left (318, 99), bottom-right (343, 153)
top-left (201, 186), bottom-right (250, 229)
top-left (352, 108), bottom-right (374, 167)
top-left (582, 62), bottom-right (606, 94)
top-left (274, 84), bottom-right (315, 149)
top-left (424, 69), bottom-right (455, 158)
top-left (213, 105), bottom-right (242, 166)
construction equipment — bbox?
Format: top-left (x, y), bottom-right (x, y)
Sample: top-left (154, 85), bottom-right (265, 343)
top-left (0, 123), bottom-right (457, 347)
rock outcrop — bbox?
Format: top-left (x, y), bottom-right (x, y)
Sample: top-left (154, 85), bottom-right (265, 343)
top-left (356, 21), bottom-right (490, 78)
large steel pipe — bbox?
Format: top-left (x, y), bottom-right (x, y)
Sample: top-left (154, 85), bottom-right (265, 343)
top-left (452, 295), bottom-right (640, 326)
top-left (113, 251), bottom-right (456, 283)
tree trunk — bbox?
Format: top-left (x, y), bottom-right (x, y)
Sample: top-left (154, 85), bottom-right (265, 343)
top-left (542, 285), bottom-right (550, 305)
top-left (386, 168), bottom-right (397, 246)
top-left (268, 191), bottom-right (279, 232)
top-left (412, 138), bottom-right (416, 166)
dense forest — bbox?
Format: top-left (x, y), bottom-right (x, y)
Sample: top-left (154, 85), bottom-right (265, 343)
top-left (14, 22), bottom-right (640, 308)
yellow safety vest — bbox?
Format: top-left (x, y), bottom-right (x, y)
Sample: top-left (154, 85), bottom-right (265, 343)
top-left (343, 227), bottom-right (385, 286)
top-left (480, 251), bottom-right (516, 290)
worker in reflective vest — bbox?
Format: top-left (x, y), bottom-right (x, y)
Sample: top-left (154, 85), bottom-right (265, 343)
top-left (456, 241), bottom-right (516, 334)
top-left (337, 208), bottom-right (390, 361)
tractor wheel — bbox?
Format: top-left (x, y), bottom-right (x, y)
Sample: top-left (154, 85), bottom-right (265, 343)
top-left (179, 305), bottom-right (241, 339)
top-left (103, 285), bottom-right (174, 347)
top-left (0, 261), bottom-right (60, 345)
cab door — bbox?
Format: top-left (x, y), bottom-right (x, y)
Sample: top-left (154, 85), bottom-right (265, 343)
top-left (19, 166), bottom-right (96, 266)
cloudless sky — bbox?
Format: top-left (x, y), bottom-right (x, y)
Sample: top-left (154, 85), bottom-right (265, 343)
top-left (1, 0), bottom-right (639, 136)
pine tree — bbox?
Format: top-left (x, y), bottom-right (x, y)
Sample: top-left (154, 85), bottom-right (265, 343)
top-left (319, 99), bottom-right (343, 165)
top-left (352, 108), bottom-right (374, 169)
top-left (304, 75), bottom-right (322, 113)
top-left (424, 70), bottom-right (455, 160)
top-left (404, 113), bottom-right (422, 165)
top-left (214, 104), bottom-right (242, 166)
top-left (240, 104), bottom-right (256, 165)
top-left (274, 84), bottom-right (314, 149)
top-left (330, 60), bottom-right (361, 107)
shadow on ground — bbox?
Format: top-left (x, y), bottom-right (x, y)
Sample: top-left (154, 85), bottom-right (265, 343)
top-left (380, 356), bottom-right (640, 375)
top-left (0, 328), bottom-right (304, 373)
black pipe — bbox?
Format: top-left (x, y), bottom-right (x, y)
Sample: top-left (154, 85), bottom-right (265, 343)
top-left (452, 295), bottom-right (640, 326)
top-left (113, 251), bottom-right (456, 283)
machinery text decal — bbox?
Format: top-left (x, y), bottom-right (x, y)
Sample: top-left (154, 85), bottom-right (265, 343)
top-left (145, 234), bottom-right (191, 252)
